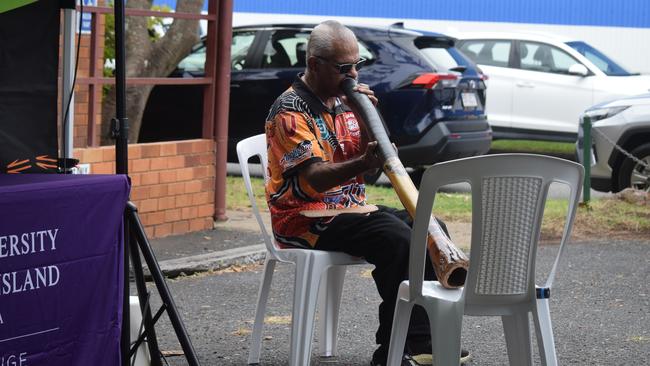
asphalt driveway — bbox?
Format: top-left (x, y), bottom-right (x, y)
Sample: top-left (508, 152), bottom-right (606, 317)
top-left (142, 239), bottom-right (649, 365)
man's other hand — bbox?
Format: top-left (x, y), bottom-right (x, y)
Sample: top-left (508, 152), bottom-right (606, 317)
top-left (362, 141), bottom-right (383, 171)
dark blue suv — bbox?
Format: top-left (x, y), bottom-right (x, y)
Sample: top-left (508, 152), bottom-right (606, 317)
top-left (141, 23), bottom-right (492, 180)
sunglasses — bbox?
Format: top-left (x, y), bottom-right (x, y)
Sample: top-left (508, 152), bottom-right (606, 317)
top-left (315, 56), bottom-right (367, 74)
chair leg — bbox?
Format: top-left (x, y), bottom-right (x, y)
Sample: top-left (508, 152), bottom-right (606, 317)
top-left (318, 265), bottom-right (347, 357)
top-left (289, 255), bottom-right (321, 366)
top-left (387, 298), bottom-right (414, 366)
top-left (247, 258), bottom-right (277, 365)
top-left (502, 312), bottom-right (533, 366)
top-left (430, 301), bottom-right (463, 366)
top-left (533, 299), bottom-right (558, 366)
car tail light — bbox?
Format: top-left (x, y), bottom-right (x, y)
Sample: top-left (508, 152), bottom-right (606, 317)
top-left (480, 74), bottom-right (489, 81)
top-left (411, 73), bottom-right (458, 89)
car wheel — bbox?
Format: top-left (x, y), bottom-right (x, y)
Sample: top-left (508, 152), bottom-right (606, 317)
top-left (616, 142), bottom-right (650, 192)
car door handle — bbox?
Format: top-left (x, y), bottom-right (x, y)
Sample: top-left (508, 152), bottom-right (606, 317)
top-left (230, 83), bottom-right (240, 88)
top-left (516, 81), bottom-right (535, 88)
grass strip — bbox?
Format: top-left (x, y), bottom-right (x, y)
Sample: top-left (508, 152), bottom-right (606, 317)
top-left (490, 139), bottom-right (576, 156)
top-left (226, 175), bottom-right (650, 240)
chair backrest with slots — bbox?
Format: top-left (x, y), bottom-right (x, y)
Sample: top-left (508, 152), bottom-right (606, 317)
top-left (412, 154), bottom-right (583, 310)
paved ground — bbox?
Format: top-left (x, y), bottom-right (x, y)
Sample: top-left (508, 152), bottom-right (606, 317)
top-left (141, 234), bottom-right (650, 365)
top-left (142, 171), bottom-right (645, 365)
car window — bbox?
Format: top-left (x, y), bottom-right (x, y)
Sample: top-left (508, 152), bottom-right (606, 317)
top-left (231, 31), bottom-right (256, 70)
top-left (262, 30), bottom-right (310, 68)
top-left (175, 30), bottom-right (256, 74)
top-left (415, 37), bottom-right (473, 72)
top-left (566, 41), bottom-right (634, 76)
top-left (177, 43), bottom-right (206, 73)
top-left (458, 40), bottom-right (511, 67)
top-left (549, 47), bottom-right (579, 72)
top-left (357, 41), bottom-right (374, 62)
top-left (260, 30), bottom-right (375, 69)
top-left (519, 41), bottom-right (581, 74)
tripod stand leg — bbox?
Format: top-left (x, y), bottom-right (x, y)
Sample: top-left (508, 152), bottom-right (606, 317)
top-left (129, 229), bottom-right (164, 366)
top-left (122, 215), bottom-right (131, 366)
top-left (126, 202), bottom-right (201, 366)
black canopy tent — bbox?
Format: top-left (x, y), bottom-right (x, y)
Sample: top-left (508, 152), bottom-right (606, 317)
top-left (0, 0), bottom-right (68, 173)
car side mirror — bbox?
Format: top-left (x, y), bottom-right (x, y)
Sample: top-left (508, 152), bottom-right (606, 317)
top-left (568, 63), bottom-right (589, 76)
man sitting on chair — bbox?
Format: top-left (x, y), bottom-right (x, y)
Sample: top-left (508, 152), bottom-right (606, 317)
top-left (264, 20), bottom-right (470, 366)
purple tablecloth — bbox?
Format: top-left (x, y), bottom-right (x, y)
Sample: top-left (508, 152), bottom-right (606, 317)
top-left (0, 174), bottom-right (130, 365)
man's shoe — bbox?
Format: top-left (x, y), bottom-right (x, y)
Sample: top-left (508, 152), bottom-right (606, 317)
top-left (405, 339), bottom-right (471, 365)
top-left (409, 349), bottom-right (471, 365)
top-left (370, 350), bottom-right (471, 366)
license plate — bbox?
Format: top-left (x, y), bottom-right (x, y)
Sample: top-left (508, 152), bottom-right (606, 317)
top-left (461, 92), bottom-right (478, 108)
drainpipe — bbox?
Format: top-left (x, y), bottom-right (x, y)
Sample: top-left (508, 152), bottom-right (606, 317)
top-left (213, 0), bottom-right (233, 221)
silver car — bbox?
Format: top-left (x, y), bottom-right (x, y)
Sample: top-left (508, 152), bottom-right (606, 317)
top-left (576, 94), bottom-right (650, 192)
top-left (456, 32), bottom-right (650, 142)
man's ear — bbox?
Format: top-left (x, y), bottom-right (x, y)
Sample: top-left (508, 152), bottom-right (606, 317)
top-left (306, 56), bottom-right (319, 72)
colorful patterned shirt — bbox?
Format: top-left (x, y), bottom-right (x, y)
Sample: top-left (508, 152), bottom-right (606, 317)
top-left (265, 76), bottom-right (369, 248)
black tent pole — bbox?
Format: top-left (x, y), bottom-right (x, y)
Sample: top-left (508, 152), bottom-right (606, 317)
top-left (113, 1), bottom-right (130, 365)
top-left (114, 0), bottom-right (128, 174)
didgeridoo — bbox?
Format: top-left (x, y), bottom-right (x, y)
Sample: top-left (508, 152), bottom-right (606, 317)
top-left (341, 77), bottom-right (468, 288)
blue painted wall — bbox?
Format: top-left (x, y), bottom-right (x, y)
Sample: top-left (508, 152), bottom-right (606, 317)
top-left (151, 0), bottom-right (649, 29)
top-left (233, 0), bottom-right (649, 29)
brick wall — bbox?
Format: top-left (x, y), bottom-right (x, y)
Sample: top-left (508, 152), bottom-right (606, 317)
top-left (74, 139), bottom-right (215, 239)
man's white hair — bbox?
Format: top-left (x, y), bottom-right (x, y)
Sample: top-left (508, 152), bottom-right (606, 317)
top-left (307, 20), bottom-right (356, 59)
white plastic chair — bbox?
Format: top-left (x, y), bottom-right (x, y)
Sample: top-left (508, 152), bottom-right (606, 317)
top-left (237, 134), bottom-right (366, 366)
top-left (386, 154), bottom-right (584, 366)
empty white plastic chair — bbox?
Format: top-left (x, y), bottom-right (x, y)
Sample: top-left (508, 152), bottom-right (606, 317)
top-left (237, 134), bottom-right (366, 366)
top-left (386, 154), bottom-right (583, 366)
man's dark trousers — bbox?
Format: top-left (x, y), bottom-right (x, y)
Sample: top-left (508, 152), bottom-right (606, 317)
top-left (315, 205), bottom-right (445, 352)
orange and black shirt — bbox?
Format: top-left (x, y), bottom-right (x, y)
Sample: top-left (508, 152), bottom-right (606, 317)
top-left (265, 76), bottom-right (370, 248)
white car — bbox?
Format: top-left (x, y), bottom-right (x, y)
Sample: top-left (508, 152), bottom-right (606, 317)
top-left (576, 94), bottom-right (650, 192)
top-left (455, 32), bottom-right (650, 142)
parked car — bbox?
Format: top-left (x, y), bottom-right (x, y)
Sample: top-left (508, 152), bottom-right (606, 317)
top-left (455, 32), bottom-right (650, 142)
top-left (576, 93), bottom-right (650, 192)
top-left (141, 23), bottom-right (492, 181)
